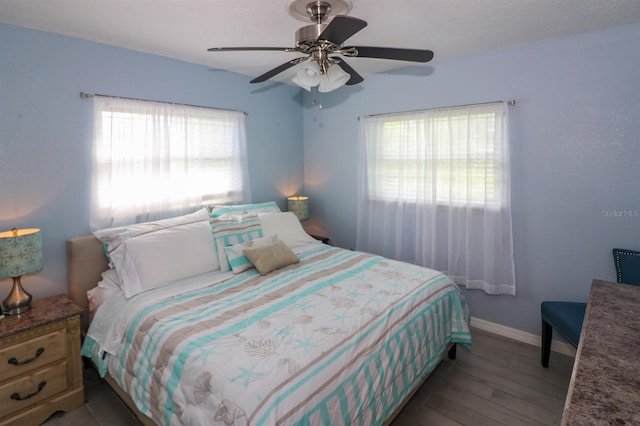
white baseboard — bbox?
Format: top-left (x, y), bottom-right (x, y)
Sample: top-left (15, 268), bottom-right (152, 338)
top-left (470, 316), bottom-right (577, 358)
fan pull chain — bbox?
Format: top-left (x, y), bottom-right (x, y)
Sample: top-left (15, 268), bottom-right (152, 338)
top-left (312, 88), bottom-right (323, 110)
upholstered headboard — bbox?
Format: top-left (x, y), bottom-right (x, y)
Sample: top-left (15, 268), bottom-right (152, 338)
top-left (67, 235), bottom-right (109, 333)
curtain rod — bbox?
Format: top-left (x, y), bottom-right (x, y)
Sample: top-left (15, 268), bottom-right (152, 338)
top-left (79, 92), bottom-right (248, 116)
top-left (358, 99), bottom-right (515, 120)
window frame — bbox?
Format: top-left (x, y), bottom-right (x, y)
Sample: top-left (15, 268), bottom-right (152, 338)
top-left (363, 103), bottom-right (508, 209)
top-left (91, 96), bottom-right (250, 228)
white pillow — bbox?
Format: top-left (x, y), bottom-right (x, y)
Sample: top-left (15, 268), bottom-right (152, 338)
top-left (87, 269), bottom-right (123, 319)
top-left (110, 220), bottom-right (219, 298)
top-left (87, 286), bottom-right (120, 320)
top-left (94, 208), bottom-right (211, 265)
top-left (257, 212), bottom-right (318, 248)
top-left (97, 269), bottom-right (122, 291)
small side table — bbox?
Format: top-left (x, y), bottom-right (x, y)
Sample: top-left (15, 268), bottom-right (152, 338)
top-left (310, 234), bottom-right (330, 245)
top-left (0, 294), bottom-right (84, 425)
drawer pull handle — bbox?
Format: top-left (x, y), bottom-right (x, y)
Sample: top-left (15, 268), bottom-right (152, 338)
top-left (8, 347), bottom-right (45, 366)
top-left (10, 381), bottom-right (46, 401)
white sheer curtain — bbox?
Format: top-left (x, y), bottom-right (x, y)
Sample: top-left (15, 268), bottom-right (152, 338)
top-left (356, 102), bottom-right (515, 295)
top-left (91, 96), bottom-right (251, 230)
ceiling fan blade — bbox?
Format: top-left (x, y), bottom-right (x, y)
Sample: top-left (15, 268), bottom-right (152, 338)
top-left (318, 15), bottom-right (367, 45)
top-left (348, 46), bottom-right (434, 62)
top-left (250, 57), bottom-right (308, 83)
top-left (208, 47), bottom-right (295, 52)
top-left (335, 59), bottom-right (364, 85)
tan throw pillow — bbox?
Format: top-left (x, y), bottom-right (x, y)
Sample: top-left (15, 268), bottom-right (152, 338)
top-left (243, 240), bottom-right (300, 275)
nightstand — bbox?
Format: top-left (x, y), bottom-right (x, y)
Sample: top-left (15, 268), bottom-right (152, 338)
top-left (0, 294), bottom-right (84, 425)
top-left (310, 234), bottom-right (330, 245)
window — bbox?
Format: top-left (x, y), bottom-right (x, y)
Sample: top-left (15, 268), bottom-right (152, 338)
top-left (91, 96), bottom-right (250, 229)
top-left (365, 103), bottom-right (506, 207)
top-left (357, 102), bottom-right (515, 295)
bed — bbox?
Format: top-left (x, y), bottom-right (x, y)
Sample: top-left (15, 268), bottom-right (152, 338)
top-left (68, 204), bottom-right (472, 425)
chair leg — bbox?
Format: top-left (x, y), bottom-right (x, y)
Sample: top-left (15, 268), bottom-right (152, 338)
top-left (541, 318), bottom-right (552, 368)
top-left (448, 343), bottom-right (457, 360)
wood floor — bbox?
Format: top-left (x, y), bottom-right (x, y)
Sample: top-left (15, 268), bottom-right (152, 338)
top-left (392, 329), bottom-right (574, 425)
top-left (43, 328), bottom-right (574, 425)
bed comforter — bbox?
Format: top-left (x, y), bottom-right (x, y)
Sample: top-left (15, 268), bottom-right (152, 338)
top-left (82, 244), bottom-right (471, 425)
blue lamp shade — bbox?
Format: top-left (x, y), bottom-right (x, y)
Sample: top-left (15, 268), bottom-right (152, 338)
top-left (0, 228), bottom-right (43, 315)
top-left (0, 228), bottom-right (42, 277)
top-left (287, 196), bottom-right (310, 221)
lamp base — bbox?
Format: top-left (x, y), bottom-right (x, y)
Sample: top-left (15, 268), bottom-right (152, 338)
top-left (3, 276), bottom-right (32, 315)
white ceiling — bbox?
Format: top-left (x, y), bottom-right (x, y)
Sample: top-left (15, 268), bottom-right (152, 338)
top-left (2, 0), bottom-right (640, 85)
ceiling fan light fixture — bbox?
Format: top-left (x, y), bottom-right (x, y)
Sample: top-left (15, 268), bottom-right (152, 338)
top-left (318, 63), bottom-right (350, 92)
top-left (292, 60), bottom-right (321, 91)
top-left (287, 0), bottom-right (352, 22)
top-left (209, 0), bottom-right (433, 89)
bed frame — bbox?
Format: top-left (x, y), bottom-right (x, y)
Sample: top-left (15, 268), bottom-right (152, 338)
top-left (67, 235), bottom-right (155, 425)
top-left (67, 235), bottom-right (456, 425)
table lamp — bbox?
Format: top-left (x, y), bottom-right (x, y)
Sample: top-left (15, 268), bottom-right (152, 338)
top-left (287, 196), bottom-right (309, 221)
top-left (0, 228), bottom-right (43, 315)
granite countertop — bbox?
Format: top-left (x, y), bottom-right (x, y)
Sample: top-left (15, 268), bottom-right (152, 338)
top-left (0, 294), bottom-right (83, 339)
top-left (562, 279), bottom-right (640, 425)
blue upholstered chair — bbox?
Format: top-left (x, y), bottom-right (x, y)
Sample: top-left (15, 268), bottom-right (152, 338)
top-left (541, 248), bottom-right (640, 367)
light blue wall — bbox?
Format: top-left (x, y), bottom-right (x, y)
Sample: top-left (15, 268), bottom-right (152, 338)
top-left (302, 24), bottom-right (640, 335)
top-left (2, 22), bottom-right (639, 336)
top-left (0, 24), bottom-right (303, 300)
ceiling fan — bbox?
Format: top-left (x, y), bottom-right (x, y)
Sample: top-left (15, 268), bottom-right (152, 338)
top-left (207, 0), bottom-right (434, 92)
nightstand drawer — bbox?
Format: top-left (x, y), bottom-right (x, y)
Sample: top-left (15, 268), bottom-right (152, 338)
top-left (0, 328), bottom-right (67, 382)
top-left (0, 296), bottom-right (84, 425)
top-left (0, 361), bottom-right (68, 419)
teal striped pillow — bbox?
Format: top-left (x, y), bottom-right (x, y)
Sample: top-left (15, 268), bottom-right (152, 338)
top-left (225, 235), bottom-right (279, 274)
top-left (209, 201), bottom-right (280, 218)
top-left (210, 216), bottom-right (263, 272)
